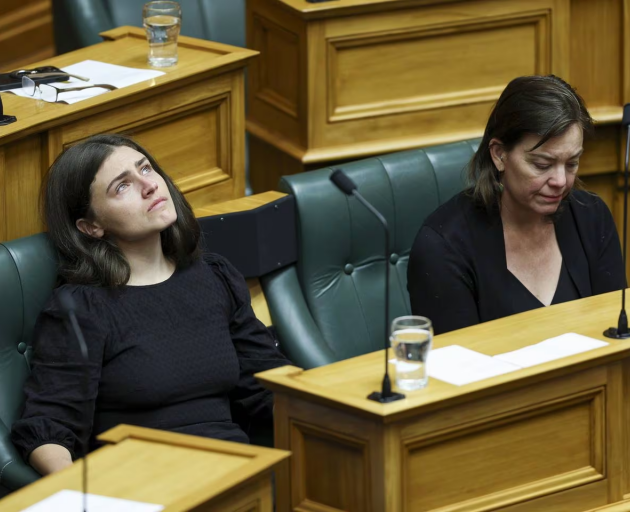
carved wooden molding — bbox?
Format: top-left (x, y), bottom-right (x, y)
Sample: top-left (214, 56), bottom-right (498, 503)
top-left (290, 420), bottom-right (372, 512)
top-left (252, 14), bottom-right (300, 119)
top-left (400, 387), bottom-right (605, 512)
top-left (50, 95), bottom-right (233, 196)
top-left (326, 10), bottom-right (551, 123)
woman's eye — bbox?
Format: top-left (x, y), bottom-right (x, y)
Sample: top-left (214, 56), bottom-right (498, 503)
top-left (116, 183), bottom-right (129, 193)
top-left (534, 163), bottom-right (551, 170)
top-left (141, 165), bottom-right (151, 175)
top-left (567, 162), bottom-right (579, 171)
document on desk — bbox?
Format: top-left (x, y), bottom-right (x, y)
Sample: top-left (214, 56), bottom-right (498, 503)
top-left (427, 345), bottom-right (521, 386)
top-left (7, 60), bottom-right (165, 104)
top-left (426, 333), bottom-right (608, 386)
top-left (493, 332), bottom-right (609, 368)
top-left (21, 490), bottom-right (164, 512)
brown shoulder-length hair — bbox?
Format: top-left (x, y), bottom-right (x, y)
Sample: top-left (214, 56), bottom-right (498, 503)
top-left (468, 75), bottom-right (593, 209)
top-left (42, 134), bottom-right (201, 287)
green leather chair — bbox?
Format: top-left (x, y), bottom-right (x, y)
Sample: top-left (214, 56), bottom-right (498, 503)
top-left (0, 235), bottom-right (58, 496)
top-left (261, 139), bottom-right (481, 370)
top-left (52, 0), bottom-right (245, 54)
top-left (0, 230), bottom-right (274, 494)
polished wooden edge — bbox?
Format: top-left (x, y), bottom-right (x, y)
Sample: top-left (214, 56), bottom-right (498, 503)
top-left (270, 0), bottom-right (462, 19)
top-left (98, 424), bottom-right (291, 460)
top-left (248, 106), bottom-right (624, 166)
top-left (193, 191), bottom-right (287, 217)
top-left (100, 26), bottom-right (260, 59)
top-left (247, 118), bottom-right (483, 164)
top-left (586, 499), bottom-right (630, 512)
top-left (246, 120), bottom-right (307, 161)
top-left (1, 61), bottom-right (253, 146)
top-left (591, 106), bottom-right (624, 124)
top-left (95, 425), bottom-right (289, 512)
top-left (255, 331), bottom-right (630, 423)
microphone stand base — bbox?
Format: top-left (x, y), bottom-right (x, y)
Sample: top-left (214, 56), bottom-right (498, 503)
top-left (604, 327), bottom-right (630, 339)
top-left (367, 390), bottom-right (405, 403)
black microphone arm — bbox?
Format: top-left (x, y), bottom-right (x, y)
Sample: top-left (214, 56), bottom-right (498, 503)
top-left (330, 169), bottom-right (405, 403)
top-left (58, 289), bottom-right (90, 512)
top-left (604, 103), bottom-right (630, 339)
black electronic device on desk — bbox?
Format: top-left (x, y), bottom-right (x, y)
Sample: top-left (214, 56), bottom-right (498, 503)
top-left (0, 95), bottom-right (17, 126)
top-left (0, 66), bottom-right (70, 92)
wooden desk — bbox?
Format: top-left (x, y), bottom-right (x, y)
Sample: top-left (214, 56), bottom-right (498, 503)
top-left (258, 291), bottom-right (630, 512)
top-left (0, 26), bottom-right (257, 243)
top-left (246, 0), bottom-right (630, 278)
top-left (0, 424), bottom-right (290, 512)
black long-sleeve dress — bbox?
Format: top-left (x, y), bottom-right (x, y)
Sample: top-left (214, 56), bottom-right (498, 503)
top-left (408, 190), bottom-right (625, 335)
top-left (11, 254), bottom-right (291, 461)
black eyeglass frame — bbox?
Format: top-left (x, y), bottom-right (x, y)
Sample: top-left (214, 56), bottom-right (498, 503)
top-left (22, 76), bottom-right (117, 103)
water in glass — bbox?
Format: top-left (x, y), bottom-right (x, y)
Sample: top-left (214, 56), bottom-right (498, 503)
top-left (143, 2), bottom-right (181, 67)
top-left (391, 317), bottom-right (432, 390)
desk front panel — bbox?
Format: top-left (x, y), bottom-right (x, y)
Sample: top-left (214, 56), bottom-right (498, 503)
top-left (0, 28), bottom-right (252, 243)
top-left (274, 359), bottom-right (629, 512)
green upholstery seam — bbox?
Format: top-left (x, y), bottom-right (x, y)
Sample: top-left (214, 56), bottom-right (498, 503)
top-left (1, 245), bottom-right (25, 345)
top-left (0, 460), bottom-right (12, 485)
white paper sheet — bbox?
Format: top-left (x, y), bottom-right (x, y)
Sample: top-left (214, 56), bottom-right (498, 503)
top-left (493, 332), bottom-right (609, 368)
top-left (396, 333), bottom-right (609, 387)
top-left (21, 490), bottom-right (164, 512)
top-left (425, 345), bottom-right (520, 386)
top-left (7, 60), bottom-right (165, 104)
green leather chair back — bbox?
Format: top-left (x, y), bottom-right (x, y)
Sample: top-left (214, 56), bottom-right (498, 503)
top-left (261, 139), bottom-right (481, 370)
top-left (0, 235), bottom-right (58, 494)
top-left (52, 0), bottom-right (245, 54)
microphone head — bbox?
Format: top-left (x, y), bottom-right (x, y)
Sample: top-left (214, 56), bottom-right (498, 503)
top-left (330, 169), bottom-right (357, 196)
top-left (57, 288), bottom-right (76, 315)
top-left (623, 104), bottom-right (630, 128)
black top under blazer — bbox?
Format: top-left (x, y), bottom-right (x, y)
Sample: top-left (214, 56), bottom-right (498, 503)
top-left (408, 190), bottom-right (625, 335)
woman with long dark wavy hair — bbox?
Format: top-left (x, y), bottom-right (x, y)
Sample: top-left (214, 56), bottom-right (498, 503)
top-left (11, 134), bottom-right (290, 475)
top-left (408, 75), bottom-right (625, 335)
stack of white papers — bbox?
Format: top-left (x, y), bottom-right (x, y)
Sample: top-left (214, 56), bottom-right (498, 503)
top-left (21, 490), bottom-right (164, 512)
top-left (427, 345), bottom-right (520, 386)
top-left (424, 333), bottom-right (608, 386)
top-left (7, 60), bottom-right (165, 104)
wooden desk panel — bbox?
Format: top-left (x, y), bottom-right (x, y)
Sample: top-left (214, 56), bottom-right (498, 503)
top-left (0, 425), bottom-right (290, 512)
top-left (0, 26), bottom-right (257, 242)
top-left (258, 291), bottom-right (630, 511)
top-left (0, 0), bottom-right (54, 72)
top-left (246, 0), bottom-right (630, 281)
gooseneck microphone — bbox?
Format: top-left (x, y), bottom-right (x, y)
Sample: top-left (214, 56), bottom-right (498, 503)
top-left (330, 169), bottom-right (405, 403)
top-left (604, 104), bottom-right (630, 339)
top-left (58, 289), bottom-right (90, 512)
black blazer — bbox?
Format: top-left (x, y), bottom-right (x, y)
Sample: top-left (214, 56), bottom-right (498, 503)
top-left (408, 190), bottom-right (625, 335)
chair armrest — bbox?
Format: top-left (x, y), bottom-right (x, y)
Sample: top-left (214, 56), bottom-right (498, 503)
top-left (261, 266), bottom-right (337, 369)
top-left (0, 421), bottom-right (39, 491)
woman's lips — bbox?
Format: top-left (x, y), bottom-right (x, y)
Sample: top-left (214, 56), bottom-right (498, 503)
top-left (539, 194), bottom-right (563, 202)
top-left (148, 197), bottom-right (167, 212)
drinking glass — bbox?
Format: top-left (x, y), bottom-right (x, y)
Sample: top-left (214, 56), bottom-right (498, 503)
top-left (143, 1), bottom-right (182, 67)
top-left (391, 316), bottom-right (432, 390)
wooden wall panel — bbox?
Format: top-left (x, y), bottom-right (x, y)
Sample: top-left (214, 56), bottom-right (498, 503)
top-left (2, 135), bottom-right (45, 241)
top-left (0, 0), bottom-right (55, 72)
top-left (328, 15), bottom-right (546, 123)
top-left (248, 0), bottom-right (307, 149)
top-left (570, 0), bottom-right (623, 110)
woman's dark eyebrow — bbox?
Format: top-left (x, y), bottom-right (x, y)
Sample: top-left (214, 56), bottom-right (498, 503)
top-left (528, 149), bottom-right (584, 161)
top-left (106, 170), bottom-right (130, 193)
top-left (135, 157), bottom-right (148, 168)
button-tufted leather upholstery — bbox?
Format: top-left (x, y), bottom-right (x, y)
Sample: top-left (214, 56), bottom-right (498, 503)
top-left (260, 139), bottom-right (481, 370)
top-left (52, 0), bottom-right (245, 54)
top-left (0, 235), bottom-right (58, 494)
